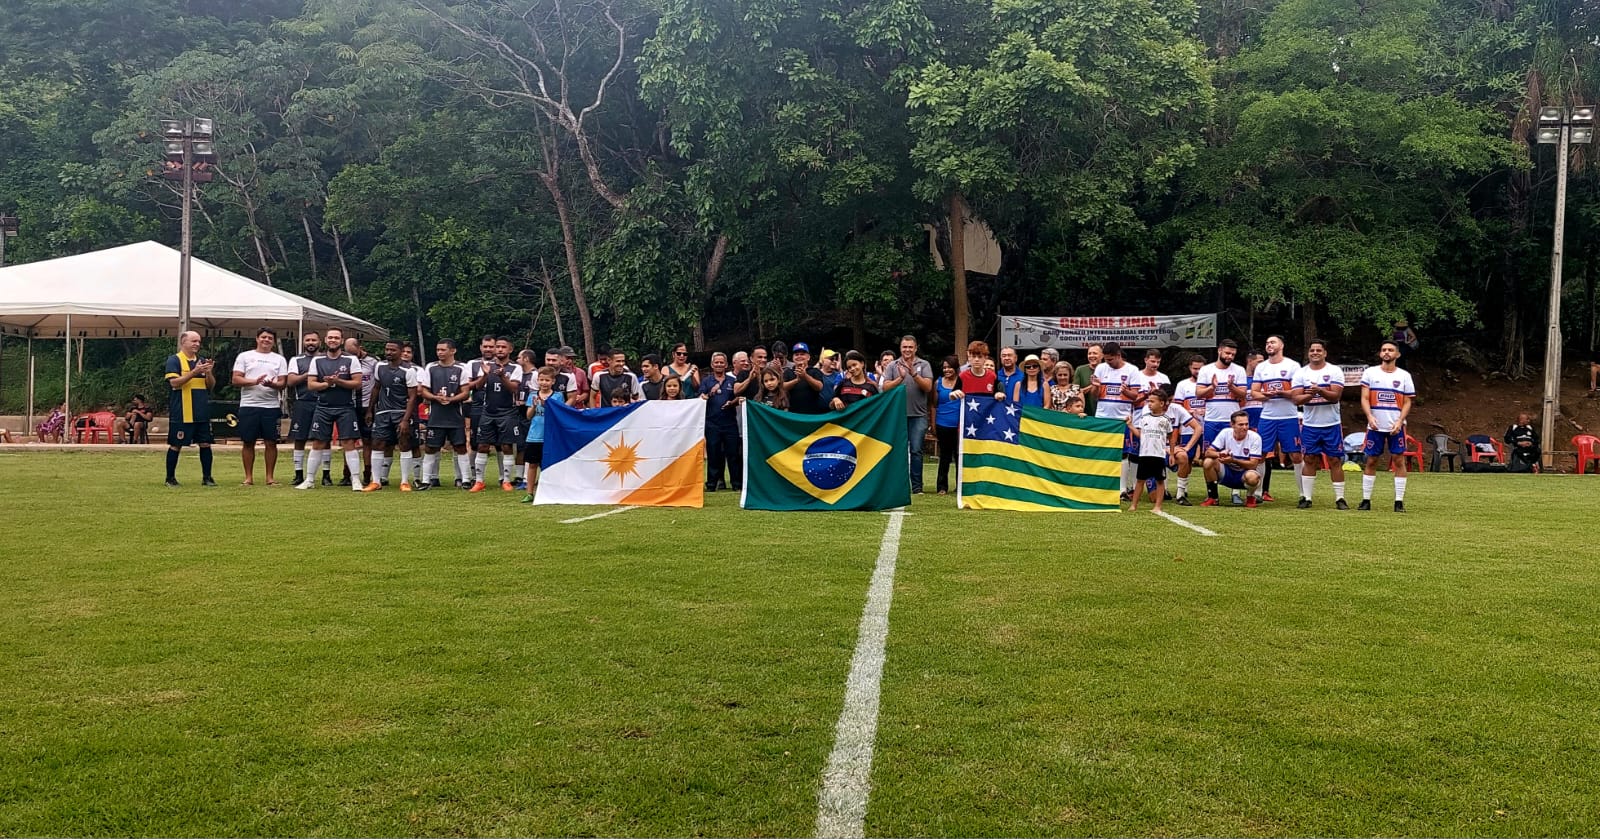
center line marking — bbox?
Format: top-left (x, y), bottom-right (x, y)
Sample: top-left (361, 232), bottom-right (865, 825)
top-left (559, 506), bottom-right (640, 524)
top-left (815, 509), bottom-right (906, 839)
top-left (1153, 509), bottom-right (1218, 536)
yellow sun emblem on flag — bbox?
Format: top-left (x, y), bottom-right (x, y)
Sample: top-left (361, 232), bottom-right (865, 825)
top-left (601, 435), bottom-right (643, 484)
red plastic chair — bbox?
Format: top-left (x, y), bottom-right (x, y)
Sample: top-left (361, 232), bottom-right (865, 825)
top-left (1388, 434), bottom-right (1424, 472)
top-left (1574, 435), bottom-right (1600, 475)
top-left (73, 411), bottom-right (116, 443)
top-left (1465, 434), bottom-right (1505, 464)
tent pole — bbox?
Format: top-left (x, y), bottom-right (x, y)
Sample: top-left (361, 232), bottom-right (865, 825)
top-left (26, 336), bottom-right (34, 436)
top-left (64, 314), bottom-right (71, 425)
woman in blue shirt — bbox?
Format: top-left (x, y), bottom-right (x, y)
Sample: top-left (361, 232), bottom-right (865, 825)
top-left (934, 356), bottom-right (962, 495)
top-left (1011, 354), bottom-right (1048, 408)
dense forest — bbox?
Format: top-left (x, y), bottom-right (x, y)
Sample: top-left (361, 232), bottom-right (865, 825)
top-left (0, 0), bottom-right (1596, 394)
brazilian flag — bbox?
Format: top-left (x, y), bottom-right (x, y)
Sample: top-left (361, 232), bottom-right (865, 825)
top-left (741, 395), bottom-right (911, 511)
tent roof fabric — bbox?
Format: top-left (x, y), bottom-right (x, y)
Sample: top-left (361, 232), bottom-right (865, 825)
top-left (0, 241), bottom-right (386, 340)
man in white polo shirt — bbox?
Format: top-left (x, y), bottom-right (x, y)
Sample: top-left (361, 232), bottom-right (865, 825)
top-left (231, 327), bottom-right (289, 486)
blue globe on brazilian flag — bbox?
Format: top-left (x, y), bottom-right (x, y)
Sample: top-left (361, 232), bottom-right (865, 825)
top-left (741, 395), bottom-right (910, 511)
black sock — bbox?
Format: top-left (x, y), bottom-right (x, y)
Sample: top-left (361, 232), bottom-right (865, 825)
top-left (166, 449), bottom-right (180, 481)
top-left (1263, 461), bottom-right (1273, 493)
top-left (199, 446), bottom-right (213, 479)
top-left (1206, 481), bottom-right (1218, 499)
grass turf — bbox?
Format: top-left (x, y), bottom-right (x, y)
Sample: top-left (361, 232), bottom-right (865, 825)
top-left (2, 450), bottom-right (1598, 836)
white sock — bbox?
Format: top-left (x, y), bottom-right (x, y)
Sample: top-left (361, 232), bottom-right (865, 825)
top-left (1176, 475), bottom-right (1189, 496)
top-left (1122, 460), bottom-right (1134, 492)
top-left (373, 453), bottom-right (388, 483)
top-left (345, 450), bottom-right (363, 488)
top-left (1333, 480), bottom-right (1346, 500)
top-left (424, 452), bottom-right (440, 482)
top-left (455, 453), bottom-right (471, 484)
top-left (413, 456), bottom-right (424, 482)
top-left (1394, 477), bottom-right (1407, 502)
top-left (500, 453), bottom-right (514, 484)
top-left (1300, 475), bottom-right (1314, 500)
top-left (474, 452), bottom-right (489, 483)
top-left (399, 452), bottom-right (414, 484)
top-left (303, 449), bottom-right (324, 483)
top-left (1362, 474), bottom-right (1376, 500)
top-left (293, 449), bottom-right (305, 471)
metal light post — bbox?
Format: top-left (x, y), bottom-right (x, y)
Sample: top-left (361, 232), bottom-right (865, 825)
top-left (1535, 105), bottom-right (1594, 468)
top-left (158, 118), bottom-right (217, 336)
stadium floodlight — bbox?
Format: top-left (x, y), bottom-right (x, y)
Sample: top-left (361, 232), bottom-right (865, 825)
top-left (0, 213), bottom-right (18, 269)
top-left (1536, 127), bottom-right (1562, 144)
top-left (1536, 105), bottom-right (1593, 469)
top-left (1572, 127), bottom-right (1594, 145)
top-left (153, 117), bottom-right (216, 335)
top-left (1539, 106), bottom-right (1564, 123)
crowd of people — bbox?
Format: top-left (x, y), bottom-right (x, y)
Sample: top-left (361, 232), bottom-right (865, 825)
top-left (157, 328), bottom-right (1421, 512)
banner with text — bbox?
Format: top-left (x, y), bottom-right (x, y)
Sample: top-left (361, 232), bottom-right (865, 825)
top-left (1000, 314), bottom-right (1218, 350)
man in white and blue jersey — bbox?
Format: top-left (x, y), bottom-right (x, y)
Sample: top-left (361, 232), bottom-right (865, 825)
top-left (1250, 336), bottom-right (1301, 502)
top-left (1092, 341), bottom-right (1140, 496)
top-left (1290, 338), bottom-right (1346, 509)
top-left (1196, 339), bottom-right (1248, 449)
top-left (1171, 355), bottom-right (1207, 504)
top-left (364, 340), bottom-right (419, 492)
top-left (1359, 340), bottom-right (1416, 512)
top-left (1202, 410), bottom-right (1264, 507)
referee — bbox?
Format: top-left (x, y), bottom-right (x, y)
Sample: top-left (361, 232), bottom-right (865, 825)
top-left (163, 331), bottom-right (217, 487)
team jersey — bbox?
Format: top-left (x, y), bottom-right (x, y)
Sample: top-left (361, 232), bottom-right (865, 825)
top-left (372, 361), bottom-right (420, 415)
top-left (1360, 365), bottom-right (1416, 432)
top-left (1291, 364), bottom-right (1343, 427)
top-left (1131, 411), bottom-right (1175, 458)
top-left (289, 353), bottom-right (319, 403)
top-left (1242, 376), bottom-right (1264, 413)
top-left (1210, 429), bottom-right (1264, 461)
top-left (1128, 370), bottom-right (1171, 403)
top-left (1092, 362), bottom-right (1139, 419)
top-left (312, 355), bottom-right (359, 409)
top-left (467, 358), bottom-right (496, 410)
top-left (423, 362), bottom-right (471, 428)
top-left (1196, 362), bottom-right (1247, 422)
top-left (164, 353), bottom-right (209, 423)
top-left (479, 362), bottom-right (524, 416)
top-left (1173, 377), bottom-right (1205, 420)
top-left (1253, 358), bottom-right (1302, 420)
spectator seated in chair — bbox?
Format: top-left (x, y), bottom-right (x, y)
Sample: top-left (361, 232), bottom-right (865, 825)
top-left (1505, 412), bottom-right (1540, 473)
top-left (116, 394), bottom-right (153, 444)
top-left (37, 403), bottom-right (67, 444)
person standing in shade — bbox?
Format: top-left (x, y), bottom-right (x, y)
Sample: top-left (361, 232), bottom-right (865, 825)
top-left (640, 354), bottom-right (668, 401)
top-left (297, 328), bottom-right (365, 492)
top-left (468, 342), bottom-right (525, 492)
top-left (934, 356), bottom-right (962, 495)
top-left (591, 349), bottom-right (644, 407)
top-left (163, 330), bottom-right (217, 487)
top-left (699, 352), bottom-right (742, 491)
top-left (830, 350), bottom-right (884, 410)
top-left (881, 335), bottom-right (935, 493)
top-left (286, 331), bottom-right (325, 486)
top-left (955, 341), bottom-right (998, 399)
top-left (342, 337), bottom-right (379, 486)
top-left (994, 347), bottom-right (1023, 402)
top-left (667, 342), bottom-right (701, 392)
top-left (1073, 344), bottom-right (1102, 416)
top-left (420, 339), bottom-right (474, 489)
top-left (1091, 341), bottom-right (1140, 497)
top-left (364, 340), bottom-right (420, 492)
top-left (231, 327), bottom-right (289, 486)
top-left (783, 343), bottom-right (826, 414)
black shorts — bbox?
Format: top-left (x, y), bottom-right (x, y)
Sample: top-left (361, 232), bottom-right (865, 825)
top-left (354, 405), bottom-right (373, 441)
top-left (1135, 455), bottom-right (1167, 482)
top-left (237, 406), bottom-right (282, 444)
top-left (522, 440), bottom-right (545, 466)
top-left (288, 400), bottom-right (317, 442)
top-left (371, 412), bottom-right (410, 445)
top-left (475, 413), bottom-right (520, 447)
top-left (426, 425), bottom-right (467, 449)
top-left (167, 421), bottom-right (214, 447)
top-left (467, 408), bottom-right (484, 448)
top-left (310, 406), bottom-right (360, 443)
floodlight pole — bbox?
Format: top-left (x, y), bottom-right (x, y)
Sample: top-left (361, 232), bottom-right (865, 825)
top-left (1537, 109), bottom-right (1589, 469)
top-left (179, 138), bottom-right (194, 336)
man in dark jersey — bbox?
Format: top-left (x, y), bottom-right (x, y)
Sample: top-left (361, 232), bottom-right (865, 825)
top-left (364, 339), bottom-right (419, 492)
top-left (163, 330), bottom-right (217, 486)
top-left (420, 338), bottom-right (473, 489)
top-left (783, 343), bottom-right (826, 414)
top-left (401, 343), bottom-right (427, 487)
top-left (296, 327), bottom-right (365, 491)
top-left (285, 330), bottom-right (324, 486)
top-left (464, 335), bottom-right (497, 484)
top-left (467, 336), bottom-right (524, 492)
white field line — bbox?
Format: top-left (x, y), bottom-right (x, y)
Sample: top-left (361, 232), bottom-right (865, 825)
top-left (815, 510), bottom-right (907, 839)
top-left (1153, 509), bottom-right (1219, 537)
top-left (558, 506), bottom-right (640, 524)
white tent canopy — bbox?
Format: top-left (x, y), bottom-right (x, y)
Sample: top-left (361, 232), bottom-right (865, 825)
top-left (0, 241), bottom-right (385, 340)
top-left (0, 241), bottom-right (385, 433)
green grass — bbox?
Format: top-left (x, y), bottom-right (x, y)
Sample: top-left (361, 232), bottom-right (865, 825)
top-left (2, 451), bottom-right (1598, 836)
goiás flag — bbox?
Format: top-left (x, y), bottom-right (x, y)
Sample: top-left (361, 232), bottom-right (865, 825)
top-left (740, 395), bottom-right (911, 511)
top-left (534, 399), bottom-right (706, 507)
top-left (957, 399), bottom-right (1123, 512)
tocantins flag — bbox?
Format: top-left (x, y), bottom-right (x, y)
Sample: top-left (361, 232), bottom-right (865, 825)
top-left (740, 395), bottom-right (911, 512)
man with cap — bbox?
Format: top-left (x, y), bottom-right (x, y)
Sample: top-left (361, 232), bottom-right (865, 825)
top-left (558, 345), bottom-right (589, 408)
top-left (783, 342), bottom-right (826, 414)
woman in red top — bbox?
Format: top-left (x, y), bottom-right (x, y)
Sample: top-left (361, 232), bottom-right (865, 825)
top-left (954, 341), bottom-right (999, 400)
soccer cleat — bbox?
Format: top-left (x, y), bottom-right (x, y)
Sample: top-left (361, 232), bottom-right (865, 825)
top-left (400, 482), bottom-right (413, 492)
top-left (1200, 497), bottom-right (1219, 507)
top-left (1357, 499), bottom-right (1371, 511)
top-left (1245, 495), bottom-right (1258, 508)
top-left (469, 481), bottom-right (486, 493)
top-left (201, 477), bottom-right (218, 487)
top-left (1297, 497), bottom-right (1311, 509)
top-left (430, 480), bottom-right (444, 489)
top-left (1394, 501), bottom-right (1405, 513)
top-left (1261, 492), bottom-right (1276, 503)
top-left (321, 472), bottom-right (333, 487)
top-left (1119, 490), bottom-right (1132, 502)
top-left (165, 478), bottom-right (181, 488)
top-left (1336, 498), bottom-right (1349, 510)
top-left (414, 481), bottom-right (431, 491)
top-left (295, 479), bottom-right (315, 490)
top-left (362, 481), bottom-right (382, 492)
top-left (520, 493), bottom-right (535, 504)
top-left (1176, 495), bottom-right (1191, 506)
top-left (350, 482), bottom-right (364, 492)
top-left (338, 474), bottom-right (352, 487)
top-left (501, 481), bottom-right (515, 492)
top-left (292, 470), bottom-right (304, 485)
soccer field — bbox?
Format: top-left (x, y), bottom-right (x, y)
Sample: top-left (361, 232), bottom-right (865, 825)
top-left (2, 450), bottom-right (1597, 836)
